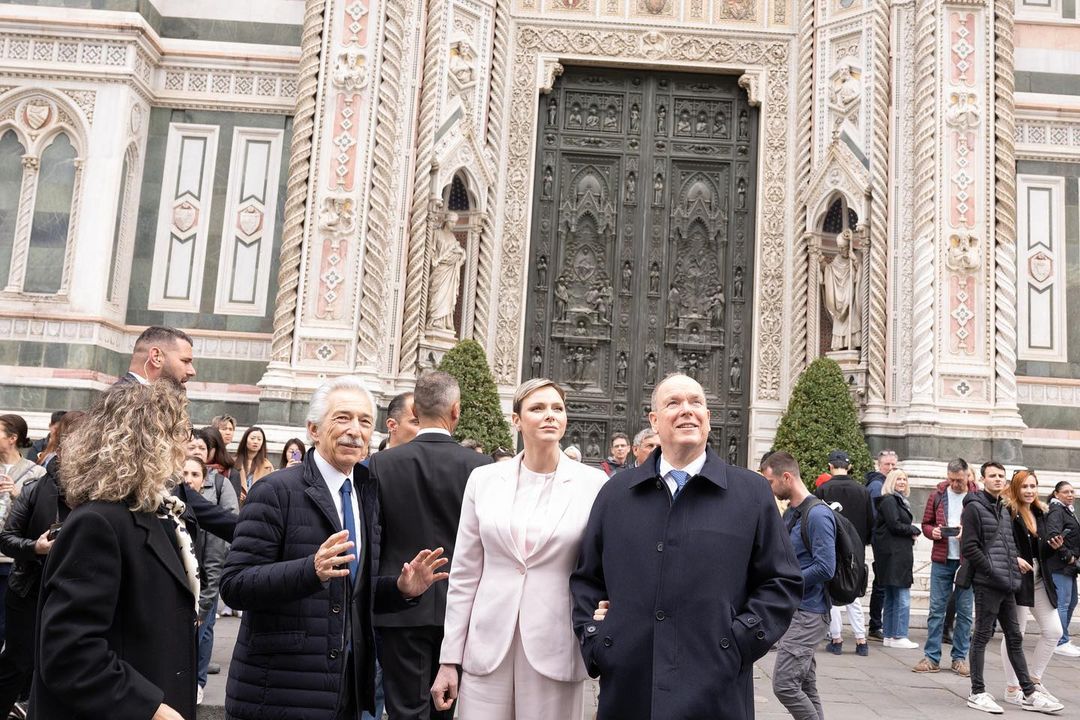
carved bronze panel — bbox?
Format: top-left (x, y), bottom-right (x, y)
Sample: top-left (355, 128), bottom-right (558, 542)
top-left (524, 68), bottom-right (759, 466)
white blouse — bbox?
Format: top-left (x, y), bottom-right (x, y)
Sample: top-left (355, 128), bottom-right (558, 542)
top-left (509, 463), bottom-right (556, 558)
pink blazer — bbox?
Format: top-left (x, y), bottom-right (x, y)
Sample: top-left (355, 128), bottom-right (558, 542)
top-left (440, 452), bottom-right (607, 682)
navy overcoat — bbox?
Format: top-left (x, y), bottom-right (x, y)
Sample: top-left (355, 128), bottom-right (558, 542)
top-left (570, 447), bottom-right (802, 720)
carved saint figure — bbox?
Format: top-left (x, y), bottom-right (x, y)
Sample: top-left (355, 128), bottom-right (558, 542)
top-left (547, 97), bottom-right (558, 126)
top-left (656, 104), bottom-right (667, 133)
top-left (575, 318), bottom-right (588, 336)
top-left (649, 262), bottom-right (661, 294)
top-left (449, 39), bottom-right (476, 86)
top-left (727, 436), bottom-right (738, 465)
top-left (554, 279), bottom-right (570, 320)
top-left (531, 347), bottom-right (543, 378)
top-left (653, 173), bottom-right (664, 206)
top-left (542, 166), bottom-right (553, 198)
top-left (629, 104), bottom-right (641, 133)
top-left (688, 326), bottom-right (702, 344)
top-left (569, 104), bottom-right (582, 127)
top-left (427, 213), bottom-right (466, 332)
top-left (603, 106), bottom-right (618, 132)
top-left (946, 233), bottom-right (981, 272)
top-left (738, 110), bottom-right (748, 138)
top-left (820, 229), bottom-right (862, 351)
top-left (586, 434), bottom-right (601, 459)
top-left (684, 353), bottom-right (700, 381)
top-left (616, 352), bottom-right (628, 384)
top-left (668, 285), bottom-right (681, 326)
top-left (677, 109), bottom-right (692, 134)
top-left (733, 266), bottom-right (744, 299)
top-left (536, 255), bottom-right (548, 287)
top-left (709, 284), bottom-right (726, 329)
top-left (714, 110), bottom-right (728, 136)
top-left (585, 105), bottom-right (600, 129)
top-left (645, 353), bottom-right (657, 385)
top-left (729, 357), bottom-right (742, 391)
top-left (736, 177), bottom-right (747, 210)
top-left (621, 261), bottom-right (632, 294)
top-left (695, 110), bottom-right (708, 134)
top-left (625, 172), bottom-right (637, 204)
top-left (590, 283), bottom-right (613, 323)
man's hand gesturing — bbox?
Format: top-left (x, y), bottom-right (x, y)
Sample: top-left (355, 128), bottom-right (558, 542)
top-left (397, 547), bottom-right (449, 598)
top-left (314, 530), bottom-right (355, 582)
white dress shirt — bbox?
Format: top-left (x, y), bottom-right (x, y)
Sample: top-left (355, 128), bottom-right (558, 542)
top-left (312, 449), bottom-right (362, 550)
top-left (128, 371), bottom-right (149, 384)
top-left (415, 427), bottom-right (452, 438)
top-left (658, 450), bottom-right (708, 496)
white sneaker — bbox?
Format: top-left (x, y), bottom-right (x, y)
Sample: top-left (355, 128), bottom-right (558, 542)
top-left (1004, 688), bottom-right (1023, 706)
top-left (1034, 685), bottom-right (1060, 704)
top-left (1022, 690), bottom-right (1064, 714)
top-left (882, 637), bottom-right (893, 647)
top-left (1052, 643), bottom-right (1080, 657)
top-left (197, 686), bottom-right (204, 705)
top-left (890, 637), bottom-right (919, 649)
top-left (968, 693), bottom-right (1005, 714)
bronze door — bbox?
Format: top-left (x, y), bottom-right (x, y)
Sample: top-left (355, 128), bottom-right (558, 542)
top-left (523, 68), bottom-right (758, 466)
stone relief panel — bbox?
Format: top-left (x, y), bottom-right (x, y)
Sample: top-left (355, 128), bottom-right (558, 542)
top-left (515, 0), bottom-right (777, 26)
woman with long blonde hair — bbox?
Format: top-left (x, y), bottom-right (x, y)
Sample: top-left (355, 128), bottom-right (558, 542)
top-left (871, 468), bottom-right (922, 649)
top-left (998, 469), bottom-right (1065, 705)
top-left (32, 381), bottom-right (201, 720)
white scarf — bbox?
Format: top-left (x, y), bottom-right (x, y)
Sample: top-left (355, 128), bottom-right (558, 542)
top-left (157, 494), bottom-right (201, 611)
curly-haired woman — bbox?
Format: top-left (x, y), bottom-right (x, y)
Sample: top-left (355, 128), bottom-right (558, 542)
top-left (32, 382), bottom-right (200, 720)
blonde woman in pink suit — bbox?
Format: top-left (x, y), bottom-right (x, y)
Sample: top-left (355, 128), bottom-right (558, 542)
top-left (431, 378), bottom-right (607, 719)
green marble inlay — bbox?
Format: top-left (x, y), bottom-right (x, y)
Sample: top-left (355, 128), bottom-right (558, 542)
top-left (1019, 403), bottom-right (1080, 432)
top-left (1065, 0), bottom-right (1076, 20)
top-left (1016, 72), bottom-right (1080, 97)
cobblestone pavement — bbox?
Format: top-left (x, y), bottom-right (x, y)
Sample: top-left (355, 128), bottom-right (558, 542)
top-left (203, 618), bottom-right (1080, 718)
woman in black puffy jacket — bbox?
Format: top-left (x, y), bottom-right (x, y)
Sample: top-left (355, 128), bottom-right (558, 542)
top-left (1044, 481), bottom-right (1080, 655)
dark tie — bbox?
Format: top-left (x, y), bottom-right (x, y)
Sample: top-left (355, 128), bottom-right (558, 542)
top-left (670, 469), bottom-right (691, 497)
top-left (340, 478), bottom-right (360, 580)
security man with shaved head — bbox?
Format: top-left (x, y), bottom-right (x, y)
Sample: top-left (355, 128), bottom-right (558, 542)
top-left (570, 373), bottom-right (801, 720)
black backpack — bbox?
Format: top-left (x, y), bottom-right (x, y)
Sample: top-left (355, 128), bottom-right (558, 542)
top-left (795, 497), bottom-right (868, 606)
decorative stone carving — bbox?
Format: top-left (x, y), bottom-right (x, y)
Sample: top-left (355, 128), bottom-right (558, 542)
top-left (737, 72), bottom-right (761, 108)
top-left (531, 347), bottom-right (543, 377)
top-left (427, 212), bottom-right (466, 332)
top-left (449, 37), bottom-right (477, 88)
top-left (332, 47), bottom-right (369, 96)
top-left (540, 59), bottom-right (564, 95)
top-left (945, 233), bottom-right (981, 273)
top-left (945, 91), bottom-right (980, 130)
top-left (318, 195), bottom-right (356, 243)
top-left (829, 60), bottom-right (863, 118)
top-left (820, 229), bottom-right (862, 351)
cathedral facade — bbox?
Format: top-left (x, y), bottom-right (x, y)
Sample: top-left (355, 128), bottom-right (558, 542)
top-left (0, 0), bottom-right (1077, 474)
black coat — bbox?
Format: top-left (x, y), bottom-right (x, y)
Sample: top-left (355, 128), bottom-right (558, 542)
top-left (961, 490), bottom-right (1020, 593)
top-left (815, 474), bottom-right (874, 545)
top-left (1009, 507), bottom-right (1057, 608)
top-left (1044, 499), bottom-right (1080, 576)
top-left (370, 432), bottom-right (491, 627)
top-left (570, 447), bottom-right (802, 720)
top-left (872, 493), bottom-right (919, 587)
top-left (0, 461), bottom-right (70, 599)
top-left (31, 500), bottom-right (199, 720)
top-left (219, 452), bottom-right (412, 720)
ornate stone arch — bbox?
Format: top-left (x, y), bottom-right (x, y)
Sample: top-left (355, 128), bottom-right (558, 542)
top-left (0, 87), bottom-right (89, 297)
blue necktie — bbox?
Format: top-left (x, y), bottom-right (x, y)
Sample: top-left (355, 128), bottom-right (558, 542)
top-left (340, 478), bottom-right (360, 580)
top-left (670, 469), bottom-right (691, 497)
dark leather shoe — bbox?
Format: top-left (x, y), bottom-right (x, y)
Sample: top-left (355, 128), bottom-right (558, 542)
top-left (868, 629), bottom-right (885, 642)
top-left (207, 662), bottom-right (221, 675)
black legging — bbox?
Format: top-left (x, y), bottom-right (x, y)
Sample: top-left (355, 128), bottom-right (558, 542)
top-left (0, 590), bottom-right (37, 715)
top-left (970, 585), bottom-right (1033, 696)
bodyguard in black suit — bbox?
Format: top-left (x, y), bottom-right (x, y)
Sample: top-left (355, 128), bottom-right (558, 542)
top-left (370, 371), bottom-right (492, 720)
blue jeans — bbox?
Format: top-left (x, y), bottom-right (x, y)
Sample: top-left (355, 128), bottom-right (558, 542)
top-left (883, 586), bottom-right (910, 638)
top-left (197, 596), bottom-right (219, 688)
top-left (360, 660), bottom-right (384, 720)
top-left (1052, 572), bottom-right (1077, 645)
top-left (924, 559), bottom-right (973, 663)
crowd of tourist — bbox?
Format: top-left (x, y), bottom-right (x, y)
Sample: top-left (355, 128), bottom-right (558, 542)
top-left (0, 324), bottom-right (1075, 719)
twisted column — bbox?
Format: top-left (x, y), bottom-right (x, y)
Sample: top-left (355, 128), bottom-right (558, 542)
top-left (399, 0), bottom-right (446, 376)
top-left (3, 158), bottom-right (39, 292)
top-left (910, 0), bottom-right (937, 404)
top-left (790, 0), bottom-right (815, 375)
top-left (993, 0), bottom-right (1019, 412)
top-left (865, 0), bottom-right (891, 405)
top-left (270, 0), bottom-right (325, 363)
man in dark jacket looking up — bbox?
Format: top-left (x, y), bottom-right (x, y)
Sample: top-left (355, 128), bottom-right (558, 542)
top-left (815, 449), bottom-right (872, 656)
top-left (865, 449), bottom-right (897, 640)
top-left (913, 459), bottom-right (977, 676)
top-left (221, 376), bottom-right (449, 720)
top-left (961, 461), bottom-right (1063, 714)
top-left (764, 452), bottom-right (835, 720)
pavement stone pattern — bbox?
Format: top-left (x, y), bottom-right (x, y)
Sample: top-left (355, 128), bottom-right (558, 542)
top-left (201, 617), bottom-right (1080, 719)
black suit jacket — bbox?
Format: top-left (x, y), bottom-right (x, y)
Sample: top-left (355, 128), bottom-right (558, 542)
top-left (32, 500), bottom-right (199, 720)
top-left (370, 432), bottom-right (492, 627)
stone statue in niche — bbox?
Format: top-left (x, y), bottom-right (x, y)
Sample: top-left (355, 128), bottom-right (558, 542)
top-left (531, 347), bottom-right (543, 378)
top-left (542, 166), bottom-right (553, 198)
top-left (688, 326), bottom-right (702, 344)
top-left (696, 109), bottom-right (708, 134)
top-left (738, 110), bottom-right (748, 139)
top-left (677, 109), bottom-right (692, 134)
top-left (625, 172), bottom-right (637, 204)
top-left (629, 104), bottom-right (641, 133)
top-left (709, 285), bottom-right (726, 329)
top-left (653, 173), bottom-right (665, 206)
top-left (668, 285), bottom-right (681, 326)
top-left (820, 229), bottom-right (862, 351)
top-left (645, 353), bottom-right (657, 385)
top-left (733, 266), bottom-right (744, 299)
top-left (554, 278), bottom-right (570, 320)
top-left (616, 352), bottom-right (628, 384)
top-left (946, 233), bottom-right (981, 272)
top-left (736, 177), bottom-right (747, 210)
top-left (603, 106), bottom-right (618, 131)
top-left (729, 357), bottom-right (742, 391)
top-left (569, 104), bottom-right (582, 127)
top-left (449, 38), bottom-right (477, 87)
top-left (649, 263), bottom-right (661, 294)
top-left (656, 104), bottom-right (666, 133)
top-left (586, 434), bottom-right (602, 459)
top-left (727, 435), bottom-right (738, 464)
top-left (536, 255), bottom-right (548, 287)
top-left (575, 318), bottom-right (588, 336)
top-left (830, 62), bottom-right (862, 112)
top-left (621, 261), bottom-right (632, 294)
top-left (427, 212), bottom-right (466, 332)
top-left (318, 196), bottom-right (356, 240)
top-left (586, 105), bottom-right (600, 130)
top-left (714, 111), bottom-right (728, 136)
top-left (570, 429), bottom-right (582, 450)
top-left (547, 97), bottom-right (558, 126)
top-left (683, 353), bottom-right (700, 381)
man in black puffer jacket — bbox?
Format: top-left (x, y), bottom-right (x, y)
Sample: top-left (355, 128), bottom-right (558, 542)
top-left (960, 461), bottom-right (1063, 714)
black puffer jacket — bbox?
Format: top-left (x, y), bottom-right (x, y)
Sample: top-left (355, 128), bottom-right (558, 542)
top-left (961, 490), bottom-right (1020, 593)
top-left (1044, 498), bottom-right (1080, 577)
top-left (0, 459), bottom-right (70, 599)
top-left (1008, 506), bottom-right (1057, 608)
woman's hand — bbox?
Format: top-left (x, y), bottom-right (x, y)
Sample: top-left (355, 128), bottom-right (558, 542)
top-left (1017, 557), bottom-right (1033, 574)
top-left (431, 663), bottom-right (459, 711)
top-left (33, 530), bottom-right (54, 556)
top-left (152, 703), bottom-right (184, 720)
top-left (593, 600), bottom-right (610, 621)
